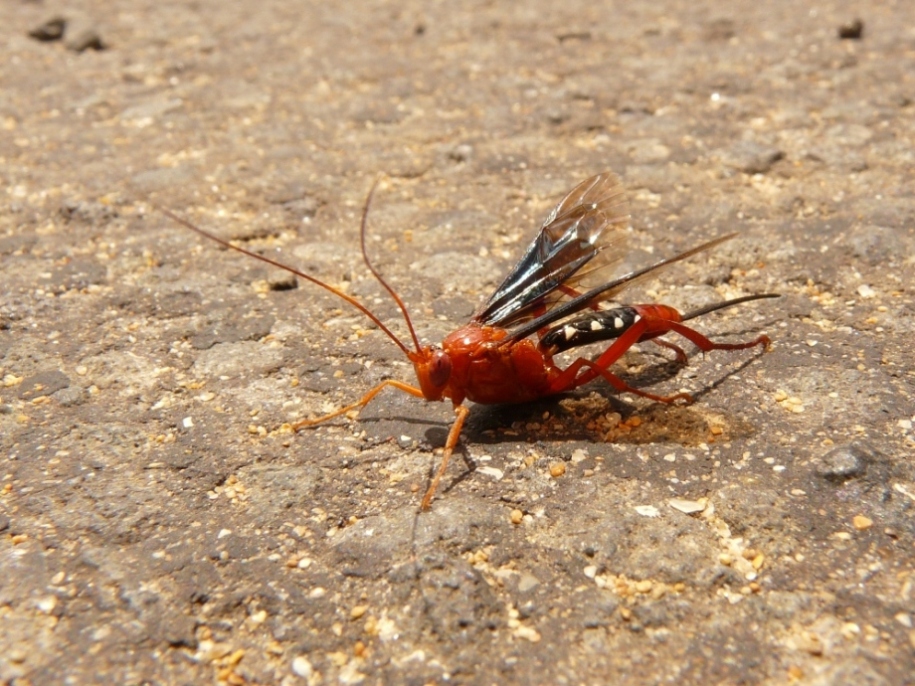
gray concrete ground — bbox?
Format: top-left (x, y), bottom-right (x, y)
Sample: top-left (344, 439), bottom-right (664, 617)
top-left (2, 1), bottom-right (914, 684)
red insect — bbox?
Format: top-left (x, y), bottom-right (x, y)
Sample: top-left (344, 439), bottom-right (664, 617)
top-left (165, 172), bottom-right (775, 509)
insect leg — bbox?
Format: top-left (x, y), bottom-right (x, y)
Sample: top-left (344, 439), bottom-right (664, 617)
top-left (548, 317), bottom-right (694, 403)
top-left (568, 357), bottom-right (693, 403)
top-left (661, 322), bottom-right (771, 355)
top-left (291, 380), bottom-right (426, 431)
top-left (651, 338), bottom-right (689, 364)
top-left (420, 404), bottom-right (471, 511)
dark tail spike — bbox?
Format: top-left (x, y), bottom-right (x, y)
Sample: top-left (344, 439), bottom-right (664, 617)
top-left (358, 177), bottom-right (423, 353)
top-left (681, 293), bottom-right (780, 322)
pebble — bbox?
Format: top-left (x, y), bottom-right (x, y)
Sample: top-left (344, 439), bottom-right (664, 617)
top-left (669, 498), bottom-right (706, 514)
top-left (291, 655), bottom-right (313, 677)
top-left (478, 466), bottom-right (504, 481)
top-left (65, 28), bottom-right (105, 52)
top-left (267, 268), bottom-right (298, 291)
top-left (36, 596), bottom-right (57, 614)
top-left (29, 16), bottom-right (66, 41)
top-left (514, 625), bottom-right (541, 642)
top-left (852, 515), bottom-right (873, 530)
top-left (517, 573), bottom-right (540, 593)
top-left (838, 19), bottom-right (864, 39)
top-left (54, 386), bottom-right (86, 407)
top-left (817, 444), bottom-right (869, 482)
top-left (449, 143), bottom-right (474, 162)
top-left (721, 140), bottom-right (784, 174)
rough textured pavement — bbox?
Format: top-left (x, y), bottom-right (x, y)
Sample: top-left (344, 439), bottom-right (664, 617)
top-left (2, 1), bottom-right (914, 684)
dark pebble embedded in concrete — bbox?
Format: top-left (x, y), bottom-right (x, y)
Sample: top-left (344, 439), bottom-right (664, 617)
top-left (29, 17), bottom-right (66, 41)
top-left (817, 443), bottom-right (869, 482)
top-left (838, 19), bottom-right (864, 39)
top-left (65, 28), bottom-right (105, 52)
top-left (720, 141), bottom-right (785, 174)
top-left (53, 386), bottom-right (86, 407)
top-left (448, 143), bottom-right (474, 162)
top-left (267, 268), bottom-right (298, 291)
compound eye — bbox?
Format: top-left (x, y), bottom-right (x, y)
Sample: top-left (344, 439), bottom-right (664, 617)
top-left (428, 351), bottom-right (452, 388)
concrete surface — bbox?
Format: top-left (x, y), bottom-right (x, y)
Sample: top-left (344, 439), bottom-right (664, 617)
top-left (1, 0), bottom-right (914, 684)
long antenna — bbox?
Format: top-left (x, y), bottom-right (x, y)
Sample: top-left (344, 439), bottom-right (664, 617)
top-left (359, 178), bottom-right (422, 353)
top-left (160, 207), bottom-right (414, 357)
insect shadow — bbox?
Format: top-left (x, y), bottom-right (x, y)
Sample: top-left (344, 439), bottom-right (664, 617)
top-left (354, 339), bottom-right (766, 499)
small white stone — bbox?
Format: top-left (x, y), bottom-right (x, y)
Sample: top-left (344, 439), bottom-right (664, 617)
top-left (669, 498), bottom-right (706, 514)
top-left (291, 655), bottom-right (313, 677)
top-left (517, 573), bottom-right (540, 592)
top-left (182, 416), bottom-right (194, 428)
top-left (634, 505), bottom-right (660, 517)
top-left (36, 596), bottom-right (57, 614)
top-left (478, 465), bottom-right (504, 481)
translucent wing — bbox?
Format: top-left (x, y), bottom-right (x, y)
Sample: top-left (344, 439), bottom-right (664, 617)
top-left (473, 172), bottom-right (629, 328)
top-left (502, 234), bottom-right (738, 344)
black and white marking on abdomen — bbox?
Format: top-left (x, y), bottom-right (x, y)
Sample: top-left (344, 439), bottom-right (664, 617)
top-left (540, 306), bottom-right (642, 354)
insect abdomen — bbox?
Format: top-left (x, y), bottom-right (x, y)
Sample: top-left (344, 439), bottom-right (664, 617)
top-left (541, 306), bottom-right (642, 354)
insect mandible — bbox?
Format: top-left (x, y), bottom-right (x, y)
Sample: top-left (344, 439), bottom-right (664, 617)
top-left (164, 172), bottom-right (776, 509)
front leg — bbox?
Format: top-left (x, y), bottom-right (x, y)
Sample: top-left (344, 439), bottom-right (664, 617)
top-left (420, 404), bottom-right (471, 511)
top-left (291, 380), bottom-right (426, 431)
